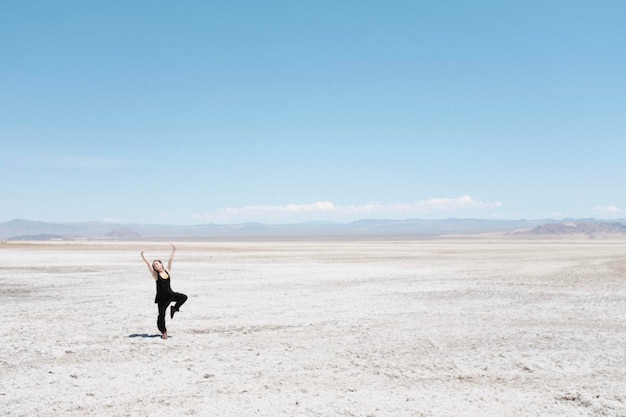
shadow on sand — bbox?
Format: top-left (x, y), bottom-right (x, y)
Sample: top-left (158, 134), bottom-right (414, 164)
top-left (128, 333), bottom-right (162, 338)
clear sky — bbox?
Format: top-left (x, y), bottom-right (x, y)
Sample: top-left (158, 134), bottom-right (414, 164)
top-left (1, 1), bottom-right (625, 225)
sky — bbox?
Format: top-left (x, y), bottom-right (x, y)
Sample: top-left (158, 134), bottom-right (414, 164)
top-left (1, 1), bottom-right (625, 225)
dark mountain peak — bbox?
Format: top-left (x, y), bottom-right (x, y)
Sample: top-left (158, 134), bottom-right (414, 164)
top-left (516, 221), bottom-right (626, 236)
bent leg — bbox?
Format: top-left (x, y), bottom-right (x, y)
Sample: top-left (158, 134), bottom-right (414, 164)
top-left (170, 292), bottom-right (188, 318)
top-left (172, 292), bottom-right (188, 310)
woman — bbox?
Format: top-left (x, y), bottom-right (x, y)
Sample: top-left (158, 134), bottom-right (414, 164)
top-left (141, 243), bottom-right (188, 339)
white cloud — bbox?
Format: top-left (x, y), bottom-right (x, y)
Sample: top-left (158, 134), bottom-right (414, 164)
top-left (195, 195), bottom-right (503, 223)
top-left (592, 205), bottom-right (622, 217)
top-left (207, 202), bottom-right (328, 220)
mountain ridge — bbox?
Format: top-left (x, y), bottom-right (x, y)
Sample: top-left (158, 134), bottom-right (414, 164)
top-left (3, 218), bottom-right (625, 241)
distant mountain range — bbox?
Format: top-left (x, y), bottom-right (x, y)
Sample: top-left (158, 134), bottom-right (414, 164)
top-left (511, 221), bottom-right (626, 237)
top-left (2, 218), bottom-right (626, 241)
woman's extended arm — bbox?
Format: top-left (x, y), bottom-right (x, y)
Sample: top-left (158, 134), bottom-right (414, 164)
top-left (167, 243), bottom-right (176, 271)
top-left (141, 249), bottom-right (155, 276)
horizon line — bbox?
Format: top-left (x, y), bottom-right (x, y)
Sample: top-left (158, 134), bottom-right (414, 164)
top-left (2, 217), bottom-right (624, 227)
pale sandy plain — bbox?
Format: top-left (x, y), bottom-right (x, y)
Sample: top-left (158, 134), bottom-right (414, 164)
top-left (1, 239), bottom-right (626, 417)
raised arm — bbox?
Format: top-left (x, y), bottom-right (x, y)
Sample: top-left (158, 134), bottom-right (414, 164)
top-left (167, 243), bottom-right (176, 271)
top-left (141, 249), bottom-right (156, 277)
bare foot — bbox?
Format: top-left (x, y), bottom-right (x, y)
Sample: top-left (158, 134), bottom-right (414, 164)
top-left (161, 332), bottom-right (168, 340)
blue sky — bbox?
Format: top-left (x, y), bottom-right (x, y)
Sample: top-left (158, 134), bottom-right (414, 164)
top-left (1, 1), bottom-right (625, 224)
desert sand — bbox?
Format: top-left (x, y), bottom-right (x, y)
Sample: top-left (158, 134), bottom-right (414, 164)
top-left (1, 239), bottom-right (625, 417)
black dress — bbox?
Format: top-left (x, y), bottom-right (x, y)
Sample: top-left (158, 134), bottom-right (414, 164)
top-left (155, 271), bottom-right (174, 303)
top-left (154, 270), bottom-right (187, 334)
